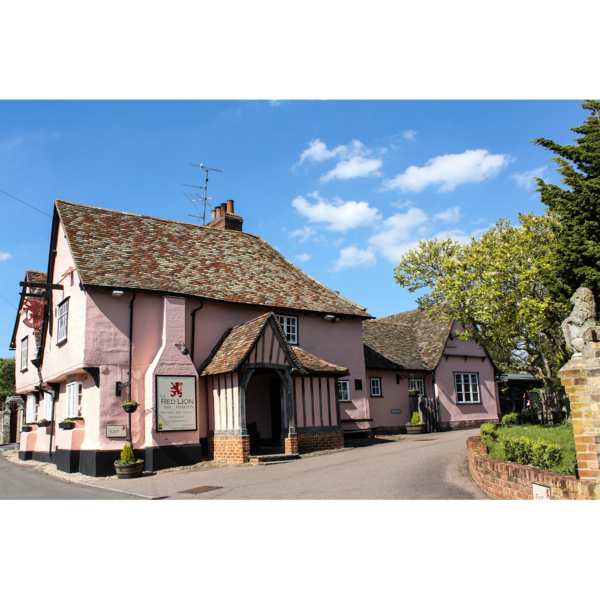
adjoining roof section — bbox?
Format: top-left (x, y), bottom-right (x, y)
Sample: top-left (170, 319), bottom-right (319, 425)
top-left (199, 312), bottom-right (348, 377)
top-left (363, 308), bottom-right (453, 372)
top-left (9, 270), bottom-right (48, 351)
top-left (55, 200), bottom-right (371, 318)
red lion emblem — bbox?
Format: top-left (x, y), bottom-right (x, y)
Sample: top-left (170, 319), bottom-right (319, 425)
top-left (23, 298), bottom-right (47, 329)
top-left (170, 382), bottom-right (183, 398)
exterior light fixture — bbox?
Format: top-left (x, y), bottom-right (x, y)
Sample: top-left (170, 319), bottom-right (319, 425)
top-left (112, 290), bottom-right (124, 297)
top-left (324, 315), bottom-right (335, 321)
top-left (174, 341), bottom-right (189, 355)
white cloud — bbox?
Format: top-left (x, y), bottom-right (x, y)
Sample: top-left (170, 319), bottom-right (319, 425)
top-left (269, 100), bottom-right (283, 107)
top-left (368, 208), bottom-right (430, 262)
top-left (289, 226), bottom-right (316, 242)
top-left (511, 166), bottom-right (547, 189)
top-left (0, 251), bottom-right (12, 260)
top-left (295, 252), bottom-right (312, 262)
top-left (297, 138), bottom-right (384, 181)
top-left (402, 130), bottom-right (417, 142)
top-left (390, 199), bottom-right (413, 209)
top-left (434, 206), bottom-right (461, 223)
top-left (292, 193), bottom-right (381, 231)
top-left (383, 149), bottom-right (510, 193)
top-left (332, 245), bottom-right (377, 271)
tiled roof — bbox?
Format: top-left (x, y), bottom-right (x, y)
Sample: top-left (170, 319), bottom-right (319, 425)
top-left (25, 270), bottom-right (48, 285)
top-left (55, 200), bottom-right (370, 318)
top-left (199, 312), bottom-right (348, 376)
top-left (363, 309), bottom-right (453, 371)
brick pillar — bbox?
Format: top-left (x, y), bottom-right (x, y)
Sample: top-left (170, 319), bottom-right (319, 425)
top-left (1, 410), bottom-right (10, 445)
top-left (282, 433), bottom-right (298, 455)
top-left (213, 435), bottom-right (250, 464)
top-left (558, 328), bottom-right (600, 481)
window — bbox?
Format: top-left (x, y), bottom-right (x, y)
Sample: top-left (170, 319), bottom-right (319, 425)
top-left (409, 379), bottom-right (425, 396)
top-left (20, 337), bottom-right (28, 371)
top-left (338, 380), bottom-right (350, 402)
top-left (26, 394), bottom-right (37, 423)
top-left (276, 314), bottom-right (298, 345)
top-left (455, 373), bottom-right (480, 404)
top-left (66, 382), bottom-right (83, 417)
top-left (43, 391), bottom-right (54, 420)
top-left (370, 377), bottom-right (382, 397)
top-left (58, 298), bottom-right (69, 343)
top-left (354, 379), bottom-right (363, 390)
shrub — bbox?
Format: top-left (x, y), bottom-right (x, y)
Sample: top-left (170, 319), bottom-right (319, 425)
top-left (120, 442), bottom-right (136, 464)
top-left (410, 412), bottom-right (422, 424)
top-left (479, 423), bottom-right (498, 441)
top-left (503, 436), bottom-right (563, 471)
top-left (502, 413), bottom-right (530, 427)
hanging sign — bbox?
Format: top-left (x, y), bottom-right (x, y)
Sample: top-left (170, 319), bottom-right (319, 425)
top-left (156, 375), bottom-right (197, 432)
top-left (23, 297), bottom-right (47, 329)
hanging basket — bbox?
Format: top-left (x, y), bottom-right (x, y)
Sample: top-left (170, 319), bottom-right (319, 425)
top-left (122, 403), bottom-right (139, 414)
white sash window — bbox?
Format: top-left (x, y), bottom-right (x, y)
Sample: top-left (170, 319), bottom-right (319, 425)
top-left (21, 337), bottom-right (28, 371)
top-left (370, 377), bottom-right (382, 397)
top-left (409, 379), bottom-right (425, 396)
top-left (276, 315), bottom-right (298, 345)
top-left (26, 394), bottom-right (37, 423)
top-left (337, 380), bottom-right (350, 402)
top-left (455, 373), bottom-right (480, 404)
top-left (43, 391), bottom-right (54, 420)
top-left (66, 382), bottom-right (82, 417)
top-left (58, 299), bottom-right (69, 343)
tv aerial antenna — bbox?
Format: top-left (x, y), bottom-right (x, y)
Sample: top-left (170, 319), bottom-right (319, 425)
top-left (182, 163), bottom-right (222, 225)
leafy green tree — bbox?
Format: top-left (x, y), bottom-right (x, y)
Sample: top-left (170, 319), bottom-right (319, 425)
top-left (393, 213), bottom-right (569, 384)
top-left (533, 100), bottom-right (600, 304)
top-left (0, 357), bottom-right (16, 411)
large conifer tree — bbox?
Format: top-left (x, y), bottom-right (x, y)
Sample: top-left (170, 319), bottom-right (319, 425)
top-left (533, 100), bottom-right (600, 304)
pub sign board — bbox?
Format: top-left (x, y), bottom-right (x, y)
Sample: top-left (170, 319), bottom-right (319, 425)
top-left (156, 375), bottom-right (197, 432)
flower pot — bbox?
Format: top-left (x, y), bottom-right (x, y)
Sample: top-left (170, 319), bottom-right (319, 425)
top-left (37, 421), bottom-right (51, 428)
top-left (122, 404), bottom-right (138, 414)
top-left (59, 422), bottom-right (75, 430)
top-left (405, 423), bottom-right (427, 435)
top-left (114, 460), bottom-right (144, 479)
top-left (21, 426), bottom-right (32, 432)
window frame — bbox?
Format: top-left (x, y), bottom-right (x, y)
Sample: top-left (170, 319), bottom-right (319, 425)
top-left (57, 297), bottom-right (69, 344)
top-left (337, 380), bottom-right (350, 402)
top-left (43, 391), bottom-right (54, 421)
top-left (454, 372), bottom-right (481, 404)
top-left (26, 394), bottom-right (38, 424)
top-left (20, 336), bottom-right (28, 372)
top-left (276, 314), bottom-right (298, 345)
top-left (409, 378), bottom-right (425, 396)
top-left (66, 381), bottom-right (83, 418)
top-left (370, 377), bottom-right (382, 397)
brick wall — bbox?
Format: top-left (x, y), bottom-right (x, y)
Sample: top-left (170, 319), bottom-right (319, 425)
top-left (213, 435), bottom-right (250, 464)
top-left (441, 418), bottom-right (499, 431)
top-left (467, 436), bottom-right (599, 500)
top-left (297, 431), bottom-right (344, 453)
top-left (282, 433), bottom-right (299, 454)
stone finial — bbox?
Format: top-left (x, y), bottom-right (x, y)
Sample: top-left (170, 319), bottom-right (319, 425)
top-left (562, 287), bottom-right (597, 357)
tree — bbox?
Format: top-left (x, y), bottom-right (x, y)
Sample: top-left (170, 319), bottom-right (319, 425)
top-left (393, 213), bottom-right (569, 384)
top-left (0, 357), bottom-right (16, 411)
top-left (533, 99), bottom-right (600, 304)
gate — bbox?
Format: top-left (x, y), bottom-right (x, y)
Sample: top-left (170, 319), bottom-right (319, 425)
top-left (419, 396), bottom-right (441, 433)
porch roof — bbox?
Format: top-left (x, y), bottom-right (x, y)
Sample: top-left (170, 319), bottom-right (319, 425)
top-left (198, 312), bottom-right (349, 377)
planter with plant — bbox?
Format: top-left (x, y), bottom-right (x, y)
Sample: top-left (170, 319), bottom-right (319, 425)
top-left (59, 418), bottom-right (75, 430)
top-left (114, 442), bottom-right (144, 479)
top-left (408, 388), bottom-right (421, 398)
top-left (37, 419), bottom-right (51, 427)
top-left (405, 411), bottom-right (426, 434)
top-left (21, 425), bottom-right (32, 432)
top-left (122, 401), bottom-right (139, 414)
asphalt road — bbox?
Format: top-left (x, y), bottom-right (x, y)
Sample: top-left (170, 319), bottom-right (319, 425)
top-left (0, 451), bottom-right (138, 500)
top-left (80, 428), bottom-right (487, 500)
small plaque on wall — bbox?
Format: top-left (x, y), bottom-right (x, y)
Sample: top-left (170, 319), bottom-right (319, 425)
top-left (107, 425), bottom-right (127, 438)
top-left (391, 409), bottom-right (402, 414)
top-left (532, 483), bottom-right (551, 500)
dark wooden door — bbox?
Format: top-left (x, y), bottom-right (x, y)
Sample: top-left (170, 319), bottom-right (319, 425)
top-left (269, 377), bottom-right (282, 441)
top-left (9, 405), bottom-right (18, 443)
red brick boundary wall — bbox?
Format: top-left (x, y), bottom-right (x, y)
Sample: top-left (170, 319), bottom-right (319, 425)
top-left (441, 418), bottom-right (499, 431)
top-left (467, 436), bottom-right (599, 500)
top-left (213, 435), bottom-right (250, 464)
top-left (298, 431), bottom-right (344, 453)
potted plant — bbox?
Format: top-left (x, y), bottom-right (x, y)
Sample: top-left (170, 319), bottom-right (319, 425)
top-left (37, 418), bottom-right (51, 427)
top-left (114, 442), bottom-right (144, 479)
top-left (405, 411), bottom-right (426, 434)
top-left (122, 400), bottom-right (139, 414)
top-left (21, 425), bottom-right (32, 432)
top-left (59, 418), bottom-right (75, 430)
top-left (408, 388), bottom-right (421, 398)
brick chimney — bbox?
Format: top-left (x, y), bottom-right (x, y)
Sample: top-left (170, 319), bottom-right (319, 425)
top-left (207, 199), bottom-right (243, 232)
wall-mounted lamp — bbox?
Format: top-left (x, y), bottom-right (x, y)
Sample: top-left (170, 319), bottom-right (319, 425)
top-left (174, 341), bottom-right (189, 355)
top-left (112, 290), bottom-right (124, 297)
top-left (324, 315), bottom-right (335, 321)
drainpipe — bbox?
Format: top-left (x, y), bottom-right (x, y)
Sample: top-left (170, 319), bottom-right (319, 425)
top-left (48, 386), bottom-right (57, 460)
top-left (127, 291), bottom-right (136, 447)
top-left (190, 300), bottom-right (204, 362)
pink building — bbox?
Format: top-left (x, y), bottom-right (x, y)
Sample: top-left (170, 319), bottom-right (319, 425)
top-left (10, 199), bottom-right (500, 476)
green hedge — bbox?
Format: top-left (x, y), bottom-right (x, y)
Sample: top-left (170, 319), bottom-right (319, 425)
top-left (502, 413), bottom-right (531, 427)
top-left (502, 436), bottom-right (563, 471)
top-left (479, 423), bottom-right (498, 441)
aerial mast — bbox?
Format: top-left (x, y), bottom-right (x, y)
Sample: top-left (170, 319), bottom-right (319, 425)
top-left (182, 163), bottom-right (223, 225)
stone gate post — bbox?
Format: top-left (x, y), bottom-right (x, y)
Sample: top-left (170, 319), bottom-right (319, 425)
top-left (558, 327), bottom-right (600, 481)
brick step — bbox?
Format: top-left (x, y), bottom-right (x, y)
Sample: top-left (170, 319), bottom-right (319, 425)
top-left (248, 453), bottom-right (300, 464)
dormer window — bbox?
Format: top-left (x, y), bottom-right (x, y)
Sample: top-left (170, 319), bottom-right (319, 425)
top-left (21, 337), bottom-right (28, 372)
top-left (58, 298), bottom-right (69, 343)
top-left (276, 315), bottom-right (298, 345)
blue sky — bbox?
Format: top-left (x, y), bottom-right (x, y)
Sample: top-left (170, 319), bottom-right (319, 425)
top-left (0, 99), bottom-right (589, 353)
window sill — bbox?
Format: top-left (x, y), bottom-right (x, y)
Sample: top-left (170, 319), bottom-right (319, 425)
top-left (56, 339), bottom-right (68, 347)
top-left (338, 400), bottom-right (353, 403)
top-left (456, 401), bottom-right (482, 405)
top-left (20, 368), bottom-right (28, 373)
top-left (65, 416), bottom-right (84, 420)
top-left (370, 395), bottom-right (383, 398)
